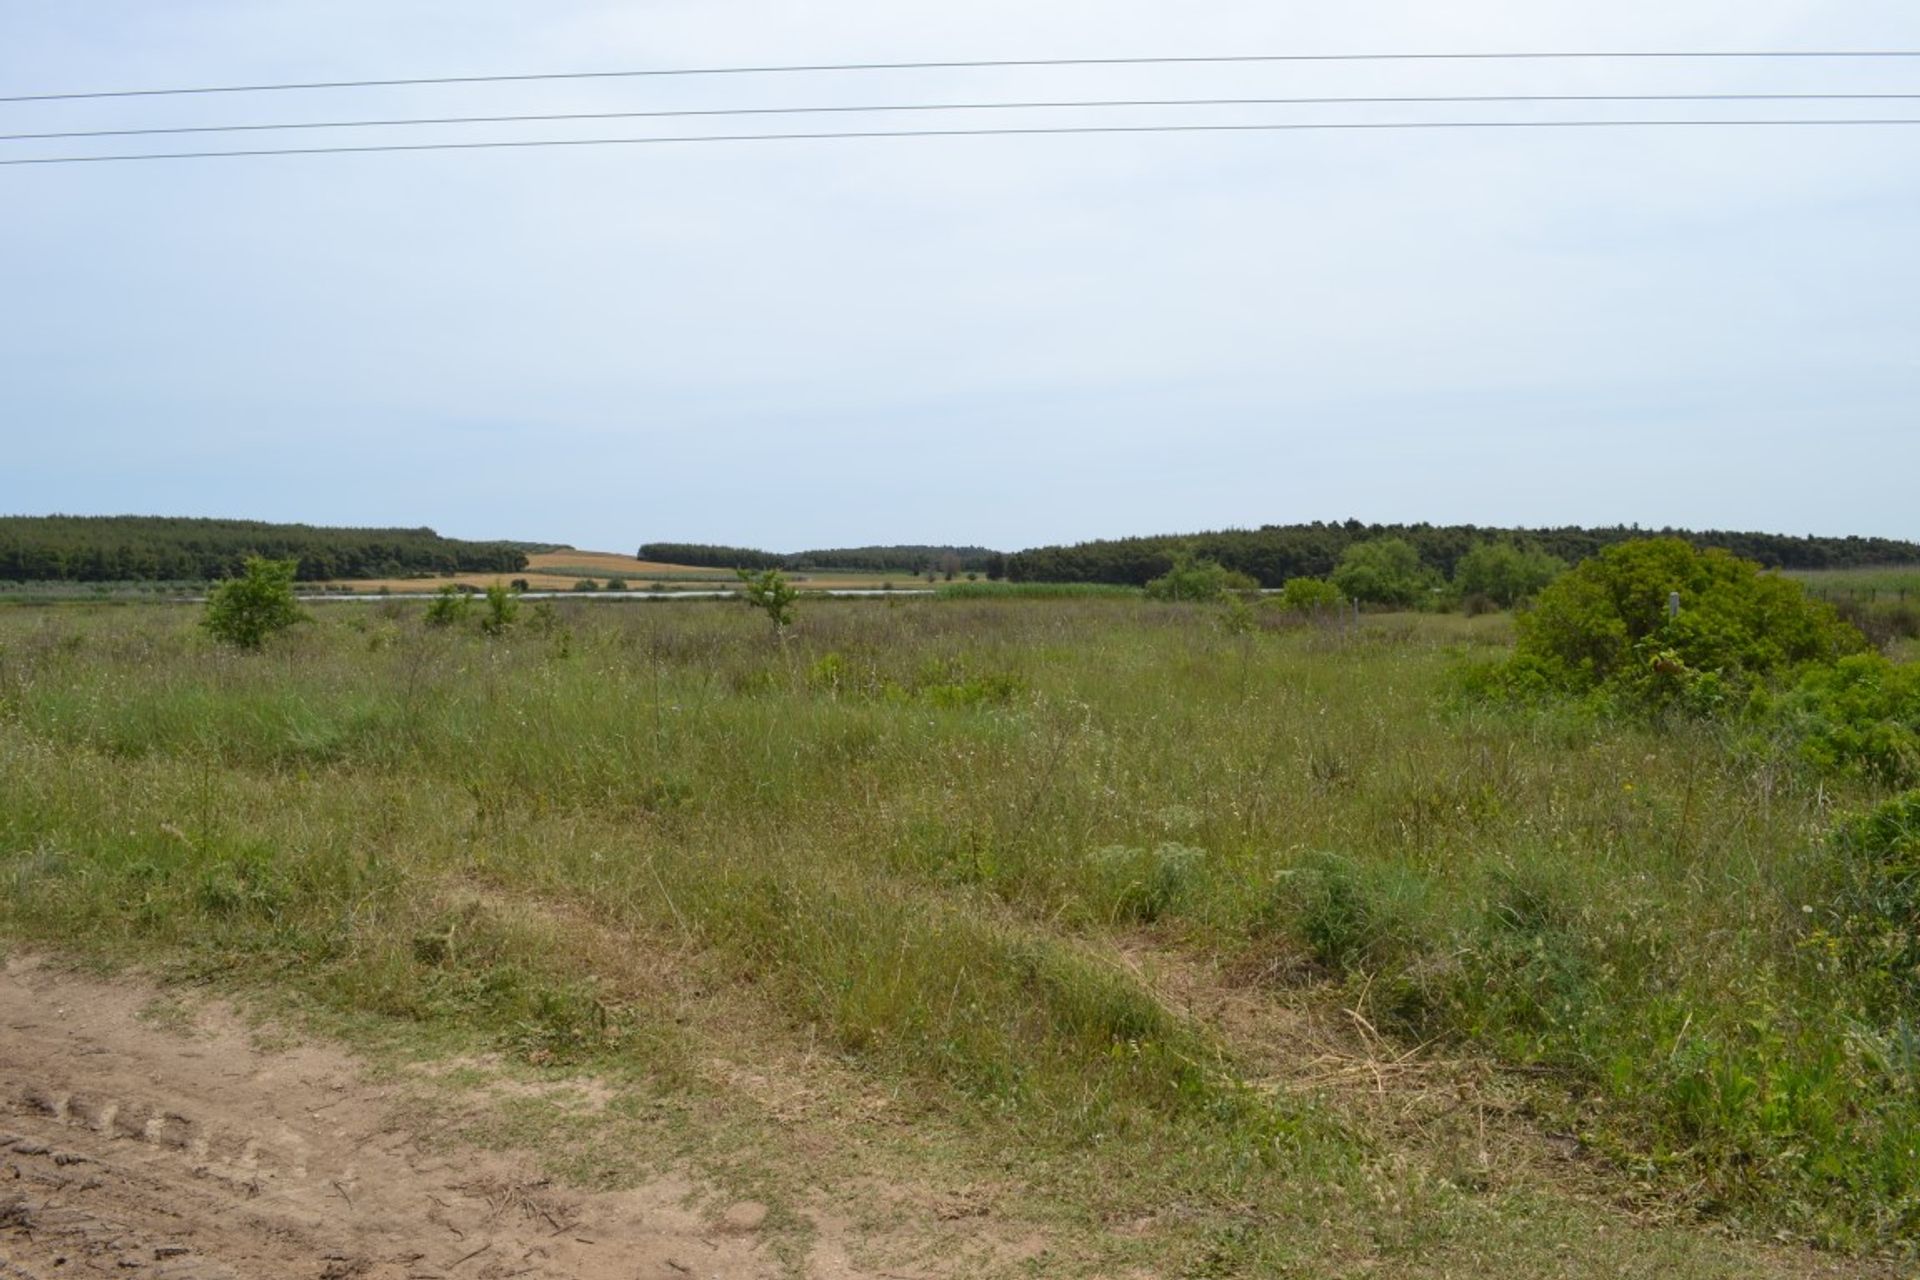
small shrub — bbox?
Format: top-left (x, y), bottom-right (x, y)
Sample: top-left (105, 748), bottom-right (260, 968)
top-left (480, 581), bottom-right (519, 636)
top-left (572, 578), bottom-right (598, 592)
top-left (1767, 653), bottom-right (1920, 785)
top-left (1145, 552), bottom-right (1255, 603)
top-left (1331, 538), bottom-right (1438, 608)
top-left (1808, 792), bottom-right (1920, 1012)
top-left (736, 567), bottom-right (798, 634)
top-left (424, 584), bottom-right (474, 628)
top-left (1273, 577), bottom-right (1344, 613)
top-left (605, 577), bottom-right (628, 591)
top-left (201, 557), bottom-right (305, 650)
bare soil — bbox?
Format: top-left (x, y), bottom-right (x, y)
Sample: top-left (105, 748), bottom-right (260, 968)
top-left (0, 957), bottom-right (791, 1280)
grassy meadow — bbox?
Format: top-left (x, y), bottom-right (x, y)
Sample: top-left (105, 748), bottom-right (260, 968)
top-left (0, 595), bottom-right (1913, 1276)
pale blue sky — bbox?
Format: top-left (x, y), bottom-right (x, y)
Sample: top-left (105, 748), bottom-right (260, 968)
top-left (2, 1), bottom-right (1916, 552)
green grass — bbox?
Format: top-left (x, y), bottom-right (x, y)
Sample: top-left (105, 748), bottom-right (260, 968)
top-left (935, 580), bottom-right (1144, 600)
top-left (0, 597), bottom-right (1912, 1274)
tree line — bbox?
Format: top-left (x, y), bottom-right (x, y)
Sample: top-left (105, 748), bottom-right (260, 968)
top-left (0, 516), bottom-right (529, 582)
top-left (1004, 522), bottom-right (1920, 588)
top-left (639, 542), bottom-right (1005, 576)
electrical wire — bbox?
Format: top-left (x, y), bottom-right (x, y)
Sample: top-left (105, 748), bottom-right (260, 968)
top-left (6, 50), bottom-right (1920, 104)
top-left (6, 116), bottom-right (1918, 166)
top-left (4, 92), bottom-right (1917, 143)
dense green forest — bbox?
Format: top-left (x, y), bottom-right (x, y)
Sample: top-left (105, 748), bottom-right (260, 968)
top-left (639, 542), bottom-right (1002, 575)
top-left (0, 516), bottom-right (528, 582)
top-left (1004, 522), bottom-right (1920, 587)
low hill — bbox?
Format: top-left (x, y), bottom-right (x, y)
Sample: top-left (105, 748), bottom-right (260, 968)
top-left (1005, 522), bottom-right (1920, 587)
top-left (0, 515), bottom-right (528, 582)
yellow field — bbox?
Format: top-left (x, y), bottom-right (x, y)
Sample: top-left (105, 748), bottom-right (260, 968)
top-left (316, 550), bottom-right (904, 593)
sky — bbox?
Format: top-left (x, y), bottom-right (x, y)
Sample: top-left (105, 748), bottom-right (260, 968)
top-left (2, 1), bottom-right (1916, 553)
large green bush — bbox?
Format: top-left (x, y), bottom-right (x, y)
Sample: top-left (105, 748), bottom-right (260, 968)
top-left (1143, 552), bottom-right (1255, 602)
top-left (1507, 538), bottom-right (1864, 709)
top-left (1769, 654), bottom-right (1920, 786)
top-left (1330, 537), bottom-right (1437, 607)
top-left (1452, 540), bottom-right (1564, 608)
top-left (200, 556), bottom-right (305, 650)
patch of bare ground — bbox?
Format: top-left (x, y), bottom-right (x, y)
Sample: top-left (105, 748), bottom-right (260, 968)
top-left (0, 956), bottom-right (890, 1280)
top-left (1109, 935), bottom-right (1904, 1279)
top-left (424, 886), bottom-right (1063, 1279)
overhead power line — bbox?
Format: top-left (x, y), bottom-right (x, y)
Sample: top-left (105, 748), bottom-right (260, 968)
top-left (6, 116), bottom-right (1919, 166)
top-left (5, 92), bottom-right (1917, 144)
top-left (5, 50), bottom-right (1920, 105)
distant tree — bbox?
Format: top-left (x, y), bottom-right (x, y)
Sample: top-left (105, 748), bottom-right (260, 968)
top-left (201, 556), bottom-right (305, 649)
top-left (1145, 552), bottom-right (1256, 603)
top-left (605, 577), bottom-right (628, 591)
top-left (572, 578), bottom-right (598, 592)
top-left (509, 578), bottom-right (530, 593)
top-left (1331, 538), bottom-right (1435, 607)
top-left (1453, 541), bottom-right (1564, 608)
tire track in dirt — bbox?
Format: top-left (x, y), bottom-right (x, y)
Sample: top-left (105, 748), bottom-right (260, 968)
top-left (0, 957), bottom-right (786, 1280)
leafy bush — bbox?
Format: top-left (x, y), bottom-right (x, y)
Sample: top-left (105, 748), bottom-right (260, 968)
top-left (1144, 552), bottom-right (1255, 602)
top-left (201, 557), bottom-right (305, 650)
top-left (1807, 792), bottom-right (1920, 1013)
top-left (1452, 540), bottom-right (1564, 608)
top-left (1769, 654), bottom-right (1920, 786)
top-left (1272, 577), bottom-right (1344, 612)
top-left (480, 581), bottom-right (519, 636)
top-left (1330, 538), bottom-right (1437, 608)
top-left (736, 567), bottom-right (798, 633)
top-left (1506, 539), bottom-right (1864, 710)
top-left (424, 584), bottom-right (474, 628)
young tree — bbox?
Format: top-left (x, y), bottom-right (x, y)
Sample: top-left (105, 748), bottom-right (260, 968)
top-left (1275, 577), bottom-right (1344, 612)
top-left (424, 583), bottom-right (475, 627)
top-left (737, 567), bottom-right (798, 635)
top-left (1145, 552), bottom-right (1256, 603)
top-left (1331, 538), bottom-right (1435, 607)
top-left (480, 581), bottom-right (520, 635)
top-left (1453, 540), bottom-right (1564, 608)
top-left (201, 556), bottom-right (305, 649)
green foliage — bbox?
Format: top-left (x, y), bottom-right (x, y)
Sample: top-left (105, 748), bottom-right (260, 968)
top-left (1273, 577), bottom-right (1344, 612)
top-left (1144, 552), bottom-right (1256, 603)
top-left (480, 582), bottom-right (519, 636)
top-left (736, 566), bottom-right (798, 632)
top-left (604, 576), bottom-right (627, 592)
top-left (1452, 540), bottom-right (1564, 608)
top-left (1008, 519), bottom-right (1920, 588)
top-left (1810, 791), bottom-right (1920, 1011)
top-left (424, 584), bottom-right (474, 628)
top-left (934, 580), bottom-right (1139, 601)
top-left (1768, 654), bottom-right (1920, 786)
top-left (1508, 538), bottom-right (1866, 710)
top-left (1331, 538), bottom-right (1437, 608)
top-left (0, 514), bottom-right (526, 582)
top-left (1086, 842), bottom-right (1208, 923)
top-left (641, 541), bottom-right (1000, 575)
top-left (200, 556), bottom-right (304, 650)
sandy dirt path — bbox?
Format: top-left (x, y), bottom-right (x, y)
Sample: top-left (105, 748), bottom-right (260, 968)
top-left (0, 957), bottom-right (785, 1280)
